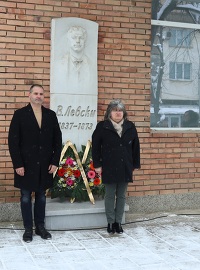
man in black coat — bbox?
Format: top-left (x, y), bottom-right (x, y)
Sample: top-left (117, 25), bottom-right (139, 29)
top-left (8, 84), bottom-right (62, 243)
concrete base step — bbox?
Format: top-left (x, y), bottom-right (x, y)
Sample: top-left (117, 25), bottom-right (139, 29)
top-left (45, 198), bottom-right (129, 230)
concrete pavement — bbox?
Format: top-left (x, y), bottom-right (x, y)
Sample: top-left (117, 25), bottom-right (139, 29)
top-left (1, 211), bottom-right (200, 269)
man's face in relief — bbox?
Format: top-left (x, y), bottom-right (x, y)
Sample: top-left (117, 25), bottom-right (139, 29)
top-left (68, 29), bottom-right (86, 53)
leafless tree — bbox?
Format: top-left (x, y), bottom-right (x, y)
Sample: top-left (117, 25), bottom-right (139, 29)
top-left (151, 0), bottom-right (200, 125)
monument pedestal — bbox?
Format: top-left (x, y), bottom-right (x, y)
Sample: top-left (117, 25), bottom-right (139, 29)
top-left (45, 198), bottom-right (129, 230)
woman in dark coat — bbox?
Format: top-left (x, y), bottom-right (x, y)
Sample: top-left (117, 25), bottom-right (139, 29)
top-left (92, 99), bottom-right (140, 234)
top-left (8, 84), bottom-right (62, 243)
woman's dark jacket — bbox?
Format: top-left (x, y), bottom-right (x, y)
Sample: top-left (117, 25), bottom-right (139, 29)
top-left (92, 119), bottom-right (140, 184)
top-left (8, 103), bottom-right (62, 191)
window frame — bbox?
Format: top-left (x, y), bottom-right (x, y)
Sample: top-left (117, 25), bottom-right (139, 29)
top-left (151, 19), bottom-right (200, 131)
top-left (169, 62), bottom-right (191, 81)
top-left (169, 28), bottom-right (192, 48)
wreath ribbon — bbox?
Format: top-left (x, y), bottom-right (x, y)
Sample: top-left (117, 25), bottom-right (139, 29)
top-left (82, 140), bottom-right (92, 164)
top-left (54, 140), bottom-right (95, 204)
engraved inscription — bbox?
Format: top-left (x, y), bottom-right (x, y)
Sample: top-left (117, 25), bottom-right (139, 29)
top-left (59, 122), bottom-right (93, 130)
top-left (56, 105), bottom-right (96, 117)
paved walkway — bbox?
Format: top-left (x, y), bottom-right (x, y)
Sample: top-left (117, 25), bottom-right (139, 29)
top-left (1, 212), bottom-right (200, 270)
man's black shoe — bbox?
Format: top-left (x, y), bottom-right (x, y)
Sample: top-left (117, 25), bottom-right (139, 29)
top-left (107, 223), bottom-right (116, 234)
top-left (23, 228), bottom-right (33, 243)
top-left (35, 226), bottom-right (52, 240)
top-left (115, 222), bottom-right (123, 234)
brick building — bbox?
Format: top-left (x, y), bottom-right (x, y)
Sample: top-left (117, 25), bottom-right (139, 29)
top-left (1, 0), bottom-right (200, 221)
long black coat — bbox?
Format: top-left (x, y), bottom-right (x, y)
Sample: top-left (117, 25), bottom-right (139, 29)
top-left (92, 120), bottom-right (140, 184)
top-left (8, 103), bottom-right (62, 191)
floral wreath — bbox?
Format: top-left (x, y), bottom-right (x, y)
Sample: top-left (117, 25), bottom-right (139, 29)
top-left (50, 141), bottom-right (105, 203)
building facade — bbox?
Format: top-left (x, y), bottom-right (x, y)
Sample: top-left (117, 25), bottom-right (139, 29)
top-left (1, 0), bottom-right (200, 220)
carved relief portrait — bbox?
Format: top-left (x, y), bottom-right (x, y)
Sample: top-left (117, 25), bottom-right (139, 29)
top-left (64, 26), bottom-right (91, 88)
top-left (51, 19), bottom-right (98, 95)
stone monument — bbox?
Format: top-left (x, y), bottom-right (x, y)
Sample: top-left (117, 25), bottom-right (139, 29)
top-left (50, 17), bottom-right (98, 150)
top-left (46, 18), bottom-right (129, 229)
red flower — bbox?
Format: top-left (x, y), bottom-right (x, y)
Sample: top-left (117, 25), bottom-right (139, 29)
top-left (93, 178), bottom-right (101, 186)
top-left (57, 168), bottom-right (65, 177)
top-left (73, 170), bottom-right (81, 178)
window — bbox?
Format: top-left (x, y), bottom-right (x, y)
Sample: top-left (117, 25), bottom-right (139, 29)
top-left (151, 1), bottom-right (200, 129)
top-left (169, 62), bottom-right (191, 80)
top-left (169, 29), bottom-right (192, 47)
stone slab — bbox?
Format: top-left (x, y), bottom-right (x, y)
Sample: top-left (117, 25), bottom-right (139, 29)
top-left (45, 198), bottom-right (129, 230)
